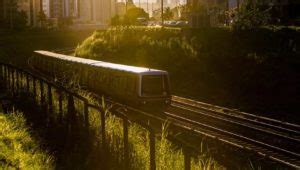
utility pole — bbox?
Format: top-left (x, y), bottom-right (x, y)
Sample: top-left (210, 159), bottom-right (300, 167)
top-left (147, 0), bottom-right (149, 13)
top-left (90, 0), bottom-right (93, 20)
top-left (29, 0), bottom-right (33, 26)
top-left (151, 2), bottom-right (153, 18)
top-left (161, 0), bottom-right (164, 25)
top-left (39, 0), bottom-right (43, 27)
top-left (10, 3), bottom-right (13, 30)
top-left (77, 0), bottom-right (80, 18)
top-left (9, 0), bottom-right (16, 30)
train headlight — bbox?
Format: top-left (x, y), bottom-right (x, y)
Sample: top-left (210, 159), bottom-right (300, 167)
top-left (165, 100), bottom-right (170, 104)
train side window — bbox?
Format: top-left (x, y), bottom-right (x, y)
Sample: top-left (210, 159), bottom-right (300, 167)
top-left (84, 68), bottom-right (88, 85)
top-left (93, 70), bottom-right (97, 89)
top-left (126, 76), bottom-right (136, 94)
top-left (114, 76), bottom-right (120, 88)
top-left (121, 77), bottom-right (127, 89)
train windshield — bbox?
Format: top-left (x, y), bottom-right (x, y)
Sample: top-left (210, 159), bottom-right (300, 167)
top-left (142, 75), bottom-right (169, 96)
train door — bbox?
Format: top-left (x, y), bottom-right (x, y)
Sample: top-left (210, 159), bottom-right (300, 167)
top-left (125, 75), bottom-right (137, 100)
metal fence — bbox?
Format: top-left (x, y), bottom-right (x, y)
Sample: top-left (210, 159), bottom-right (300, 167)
top-left (0, 62), bottom-right (196, 170)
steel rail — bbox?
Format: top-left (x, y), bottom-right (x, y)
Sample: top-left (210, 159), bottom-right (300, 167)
top-left (171, 102), bottom-right (300, 143)
top-left (172, 96), bottom-right (300, 131)
top-left (106, 99), bottom-right (300, 168)
top-left (164, 111), bottom-right (300, 168)
top-left (172, 96), bottom-right (300, 137)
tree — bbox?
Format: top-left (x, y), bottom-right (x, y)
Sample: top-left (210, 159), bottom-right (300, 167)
top-left (230, 0), bottom-right (271, 30)
top-left (163, 7), bottom-right (173, 20)
top-left (58, 17), bottom-right (73, 29)
top-left (111, 15), bottom-right (121, 26)
top-left (123, 7), bottom-right (149, 25)
top-left (37, 10), bottom-right (47, 27)
top-left (2, 0), bottom-right (28, 30)
top-left (5, 0), bottom-right (18, 29)
top-left (13, 10), bottom-right (28, 30)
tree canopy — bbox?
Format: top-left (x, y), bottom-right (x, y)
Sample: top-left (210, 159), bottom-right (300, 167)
top-left (123, 7), bottom-right (149, 25)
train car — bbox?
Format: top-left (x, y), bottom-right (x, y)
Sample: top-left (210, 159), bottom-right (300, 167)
top-left (30, 50), bottom-right (171, 107)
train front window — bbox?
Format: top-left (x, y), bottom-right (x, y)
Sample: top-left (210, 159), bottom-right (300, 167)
top-left (142, 75), bottom-right (168, 96)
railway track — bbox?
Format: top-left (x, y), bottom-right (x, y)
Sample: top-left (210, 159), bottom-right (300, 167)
top-left (168, 96), bottom-right (300, 169)
top-left (38, 48), bottom-right (300, 168)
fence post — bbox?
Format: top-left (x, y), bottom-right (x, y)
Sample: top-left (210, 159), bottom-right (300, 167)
top-left (149, 129), bottom-right (156, 170)
top-left (20, 71), bottom-right (23, 91)
top-left (16, 70), bottom-right (19, 93)
top-left (67, 94), bottom-right (75, 131)
top-left (7, 67), bottom-right (9, 88)
top-left (58, 90), bottom-right (63, 123)
top-left (84, 101), bottom-right (89, 129)
top-left (33, 77), bottom-right (37, 99)
top-left (40, 80), bottom-right (45, 107)
top-left (100, 108), bottom-right (107, 168)
top-left (11, 69), bottom-right (15, 95)
top-left (101, 110), bottom-right (106, 147)
top-left (21, 71), bottom-right (25, 91)
top-left (184, 148), bottom-right (191, 170)
top-left (0, 65), bottom-right (3, 80)
top-left (26, 74), bottom-right (29, 93)
top-left (3, 66), bottom-right (7, 88)
top-left (48, 83), bottom-right (53, 114)
top-left (8, 67), bottom-right (11, 90)
top-left (123, 117), bottom-right (129, 169)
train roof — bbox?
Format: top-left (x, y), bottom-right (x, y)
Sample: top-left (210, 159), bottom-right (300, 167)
top-left (34, 50), bottom-right (167, 74)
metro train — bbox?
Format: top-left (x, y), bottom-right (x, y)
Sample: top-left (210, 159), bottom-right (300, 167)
top-left (30, 51), bottom-right (171, 107)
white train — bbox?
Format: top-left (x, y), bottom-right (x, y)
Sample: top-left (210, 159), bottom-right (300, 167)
top-left (31, 51), bottom-right (171, 107)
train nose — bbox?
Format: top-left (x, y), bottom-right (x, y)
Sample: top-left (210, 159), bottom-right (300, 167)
top-left (165, 99), bottom-right (171, 104)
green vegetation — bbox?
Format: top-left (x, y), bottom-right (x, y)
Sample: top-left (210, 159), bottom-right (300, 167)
top-left (102, 108), bottom-right (218, 169)
top-left (163, 7), bottom-right (174, 20)
top-left (73, 92), bottom-right (219, 169)
top-left (228, 0), bottom-right (271, 30)
top-left (0, 29), bottom-right (219, 169)
top-left (14, 79), bottom-right (219, 169)
top-left (75, 27), bottom-right (300, 122)
top-left (0, 0), bottom-right (27, 30)
top-left (111, 7), bottom-right (149, 25)
top-left (0, 112), bottom-right (53, 169)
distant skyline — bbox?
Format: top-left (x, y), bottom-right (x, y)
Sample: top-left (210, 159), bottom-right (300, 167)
top-left (118, 0), bottom-right (186, 5)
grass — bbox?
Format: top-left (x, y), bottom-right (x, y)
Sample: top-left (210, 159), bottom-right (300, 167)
top-left (10, 73), bottom-right (219, 169)
top-left (0, 111), bottom-right (53, 169)
top-left (77, 91), bottom-right (221, 169)
top-left (94, 108), bottom-right (219, 169)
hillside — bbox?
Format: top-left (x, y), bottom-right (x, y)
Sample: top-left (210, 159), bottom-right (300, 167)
top-left (75, 27), bottom-right (300, 122)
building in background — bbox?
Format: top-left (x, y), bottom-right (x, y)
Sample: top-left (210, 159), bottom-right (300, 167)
top-left (187, 0), bottom-right (227, 27)
top-left (0, 0), bottom-right (115, 28)
top-left (0, 0), bottom-right (42, 27)
top-left (0, 0), bottom-right (4, 23)
top-left (42, 0), bottom-right (50, 17)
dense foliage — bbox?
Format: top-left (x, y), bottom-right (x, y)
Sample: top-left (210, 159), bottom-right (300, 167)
top-left (76, 27), bottom-right (300, 121)
top-left (111, 7), bottom-right (149, 25)
top-left (0, 112), bottom-right (53, 169)
top-left (229, 0), bottom-right (271, 30)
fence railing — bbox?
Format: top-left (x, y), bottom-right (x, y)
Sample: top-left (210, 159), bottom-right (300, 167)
top-left (0, 62), bottom-right (198, 170)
